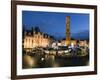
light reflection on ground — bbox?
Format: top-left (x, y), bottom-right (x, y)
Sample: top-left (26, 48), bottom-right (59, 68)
top-left (23, 53), bottom-right (89, 69)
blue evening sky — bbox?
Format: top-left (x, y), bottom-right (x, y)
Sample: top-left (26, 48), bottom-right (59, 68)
top-left (22, 11), bottom-right (89, 39)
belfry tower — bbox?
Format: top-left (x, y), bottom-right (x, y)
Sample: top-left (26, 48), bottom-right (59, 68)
top-left (66, 16), bottom-right (71, 46)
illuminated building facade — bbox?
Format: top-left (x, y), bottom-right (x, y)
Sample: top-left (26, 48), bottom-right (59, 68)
top-left (61, 39), bottom-right (77, 46)
top-left (23, 27), bottom-right (53, 50)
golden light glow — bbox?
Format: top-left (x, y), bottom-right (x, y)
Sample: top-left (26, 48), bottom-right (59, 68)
top-left (23, 32), bottom-right (51, 49)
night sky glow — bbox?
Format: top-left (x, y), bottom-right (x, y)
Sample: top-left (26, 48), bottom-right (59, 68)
top-left (22, 11), bottom-right (89, 40)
